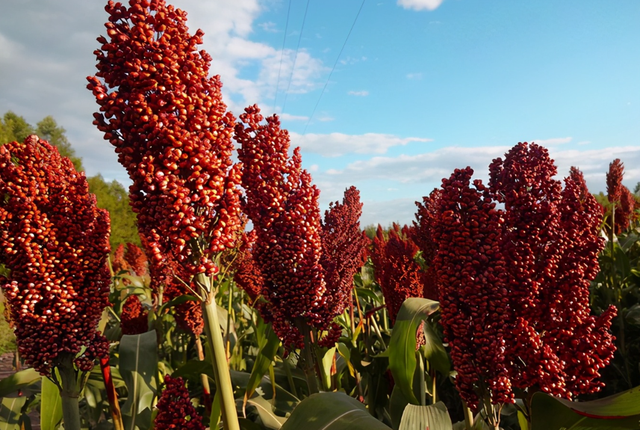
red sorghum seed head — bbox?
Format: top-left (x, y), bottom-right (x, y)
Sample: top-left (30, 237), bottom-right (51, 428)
top-left (88, 0), bottom-right (243, 283)
top-left (154, 375), bottom-right (205, 430)
top-left (0, 136), bottom-right (111, 376)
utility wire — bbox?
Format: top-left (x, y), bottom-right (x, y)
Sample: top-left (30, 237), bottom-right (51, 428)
top-left (303, 0), bottom-right (366, 134)
top-left (280, 0), bottom-right (311, 116)
top-left (273, 0), bottom-right (292, 113)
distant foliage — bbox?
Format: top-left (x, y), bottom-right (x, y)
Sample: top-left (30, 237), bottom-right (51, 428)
top-left (88, 175), bottom-right (140, 247)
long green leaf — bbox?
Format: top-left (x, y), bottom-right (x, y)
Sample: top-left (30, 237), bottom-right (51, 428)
top-left (531, 386), bottom-right (640, 430)
top-left (0, 396), bottom-right (26, 430)
top-left (422, 321), bottom-right (450, 375)
top-left (0, 368), bottom-right (40, 397)
top-left (244, 318), bottom-right (281, 403)
top-left (398, 402), bottom-right (452, 430)
top-left (242, 396), bottom-right (287, 430)
top-left (40, 376), bottom-right (62, 430)
top-left (388, 298), bottom-right (439, 405)
top-left (280, 392), bottom-right (391, 430)
top-left (120, 330), bottom-right (158, 430)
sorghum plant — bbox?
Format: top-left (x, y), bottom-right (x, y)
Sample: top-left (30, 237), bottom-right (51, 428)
top-left (431, 143), bottom-right (617, 427)
top-left (88, 1), bottom-right (243, 427)
top-left (432, 167), bottom-right (512, 421)
top-left (370, 224), bottom-right (425, 323)
top-left (154, 376), bottom-right (205, 430)
top-left (236, 106), bottom-right (367, 392)
top-left (87, 0), bottom-right (243, 278)
top-left (235, 105), bottom-right (327, 350)
top-left (320, 186), bottom-right (369, 343)
top-left (606, 159), bottom-right (636, 235)
top-left (412, 188), bottom-right (442, 301)
top-left (0, 136), bottom-right (111, 429)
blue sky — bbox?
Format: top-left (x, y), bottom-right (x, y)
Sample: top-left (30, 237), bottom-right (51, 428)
top-left (1, 0), bottom-right (639, 226)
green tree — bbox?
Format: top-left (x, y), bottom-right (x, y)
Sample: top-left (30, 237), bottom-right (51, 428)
top-left (0, 111), bottom-right (35, 143)
top-left (87, 175), bottom-right (140, 247)
top-left (36, 116), bottom-right (84, 171)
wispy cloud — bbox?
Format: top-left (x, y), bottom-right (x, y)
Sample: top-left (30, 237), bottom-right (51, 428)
top-left (315, 144), bottom-right (640, 227)
top-left (280, 113), bottom-right (309, 121)
top-left (406, 72), bottom-right (423, 80)
top-left (532, 137), bottom-right (572, 146)
top-left (397, 0), bottom-right (444, 11)
top-left (258, 21), bottom-right (278, 33)
top-left (290, 132), bottom-right (432, 157)
top-left (348, 90), bottom-right (369, 96)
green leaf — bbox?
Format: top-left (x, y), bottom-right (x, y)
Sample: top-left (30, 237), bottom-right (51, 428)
top-left (421, 321), bottom-right (450, 376)
top-left (120, 330), bottom-right (158, 430)
top-left (398, 402), bottom-right (452, 430)
top-left (0, 396), bottom-right (26, 430)
top-left (613, 243), bottom-right (631, 281)
top-left (280, 392), bottom-right (392, 430)
top-left (625, 304), bottom-right (640, 326)
top-left (231, 370), bottom-right (299, 416)
top-left (389, 386), bottom-right (410, 430)
top-left (320, 347), bottom-right (337, 390)
top-left (0, 368), bottom-right (40, 397)
top-left (157, 294), bottom-right (199, 314)
top-left (531, 386), bottom-right (640, 430)
top-left (355, 288), bottom-right (382, 304)
top-left (210, 388), bottom-right (221, 430)
top-left (40, 376), bottom-right (62, 430)
top-left (388, 298), bottom-right (439, 405)
top-left (241, 396), bottom-right (287, 430)
top-left (245, 318), bottom-right (281, 403)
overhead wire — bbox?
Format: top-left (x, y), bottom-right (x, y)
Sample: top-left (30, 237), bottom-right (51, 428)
top-left (303, 0), bottom-right (366, 134)
top-left (280, 0), bottom-right (311, 116)
top-left (273, 0), bottom-right (292, 113)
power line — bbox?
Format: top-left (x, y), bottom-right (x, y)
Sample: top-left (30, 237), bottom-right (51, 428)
top-left (303, 0), bottom-right (366, 134)
top-left (280, 0), bottom-right (311, 116)
top-left (273, 0), bottom-right (292, 113)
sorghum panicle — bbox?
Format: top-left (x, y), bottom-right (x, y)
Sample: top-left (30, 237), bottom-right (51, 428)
top-left (155, 255), bottom-right (203, 336)
top-left (0, 136), bottom-right (111, 375)
top-left (88, 0), bottom-right (243, 279)
top-left (124, 242), bottom-right (148, 277)
top-left (321, 187), bottom-right (368, 323)
top-left (233, 230), bottom-right (265, 305)
top-left (370, 224), bottom-right (424, 323)
top-left (433, 143), bottom-right (616, 410)
top-left (235, 105), bottom-right (327, 347)
top-left (112, 243), bottom-right (129, 274)
top-left (120, 295), bottom-right (148, 335)
top-left (433, 167), bottom-right (512, 409)
top-left (412, 188), bottom-right (442, 300)
top-left (154, 376), bottom-right (205, 430)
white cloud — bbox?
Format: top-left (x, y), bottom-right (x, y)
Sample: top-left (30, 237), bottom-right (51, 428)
top-left (532, 137), bottom-right (572, 146)
top-left (397, 0), bottom-right (444, 11)
top-left (280, 113), bottom-right (309, 121)
top-left (258, 21), bottom-right (278, 33)
top-left (348, 90), bottom-right (369, 96)
top-left (290, 132), bottom-right (432, 157)
top-left (313, 144), bottom-right (640, 227)
top-left (406, 72), bottom-right (423, 80)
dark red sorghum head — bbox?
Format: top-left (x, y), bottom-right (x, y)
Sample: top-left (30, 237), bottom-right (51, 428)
top-left (370, 224), bottom-right (425, 323)
top-left (432, 167), bottom-right (512, 409)
top-left (154, 375), bottom-right (205, 430)
top-left (120, 295), bottom-right (148, 335)
top-left (0, 136), bottom-right (111, 376)
top-left (235, 105), bottom-right (328, 347)
top-left (124, 242), bottom-right (148, 277)
top-left (432, 143), bottom-right (616, 410)
top-left (321, 187), bottom-right (368, 324)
